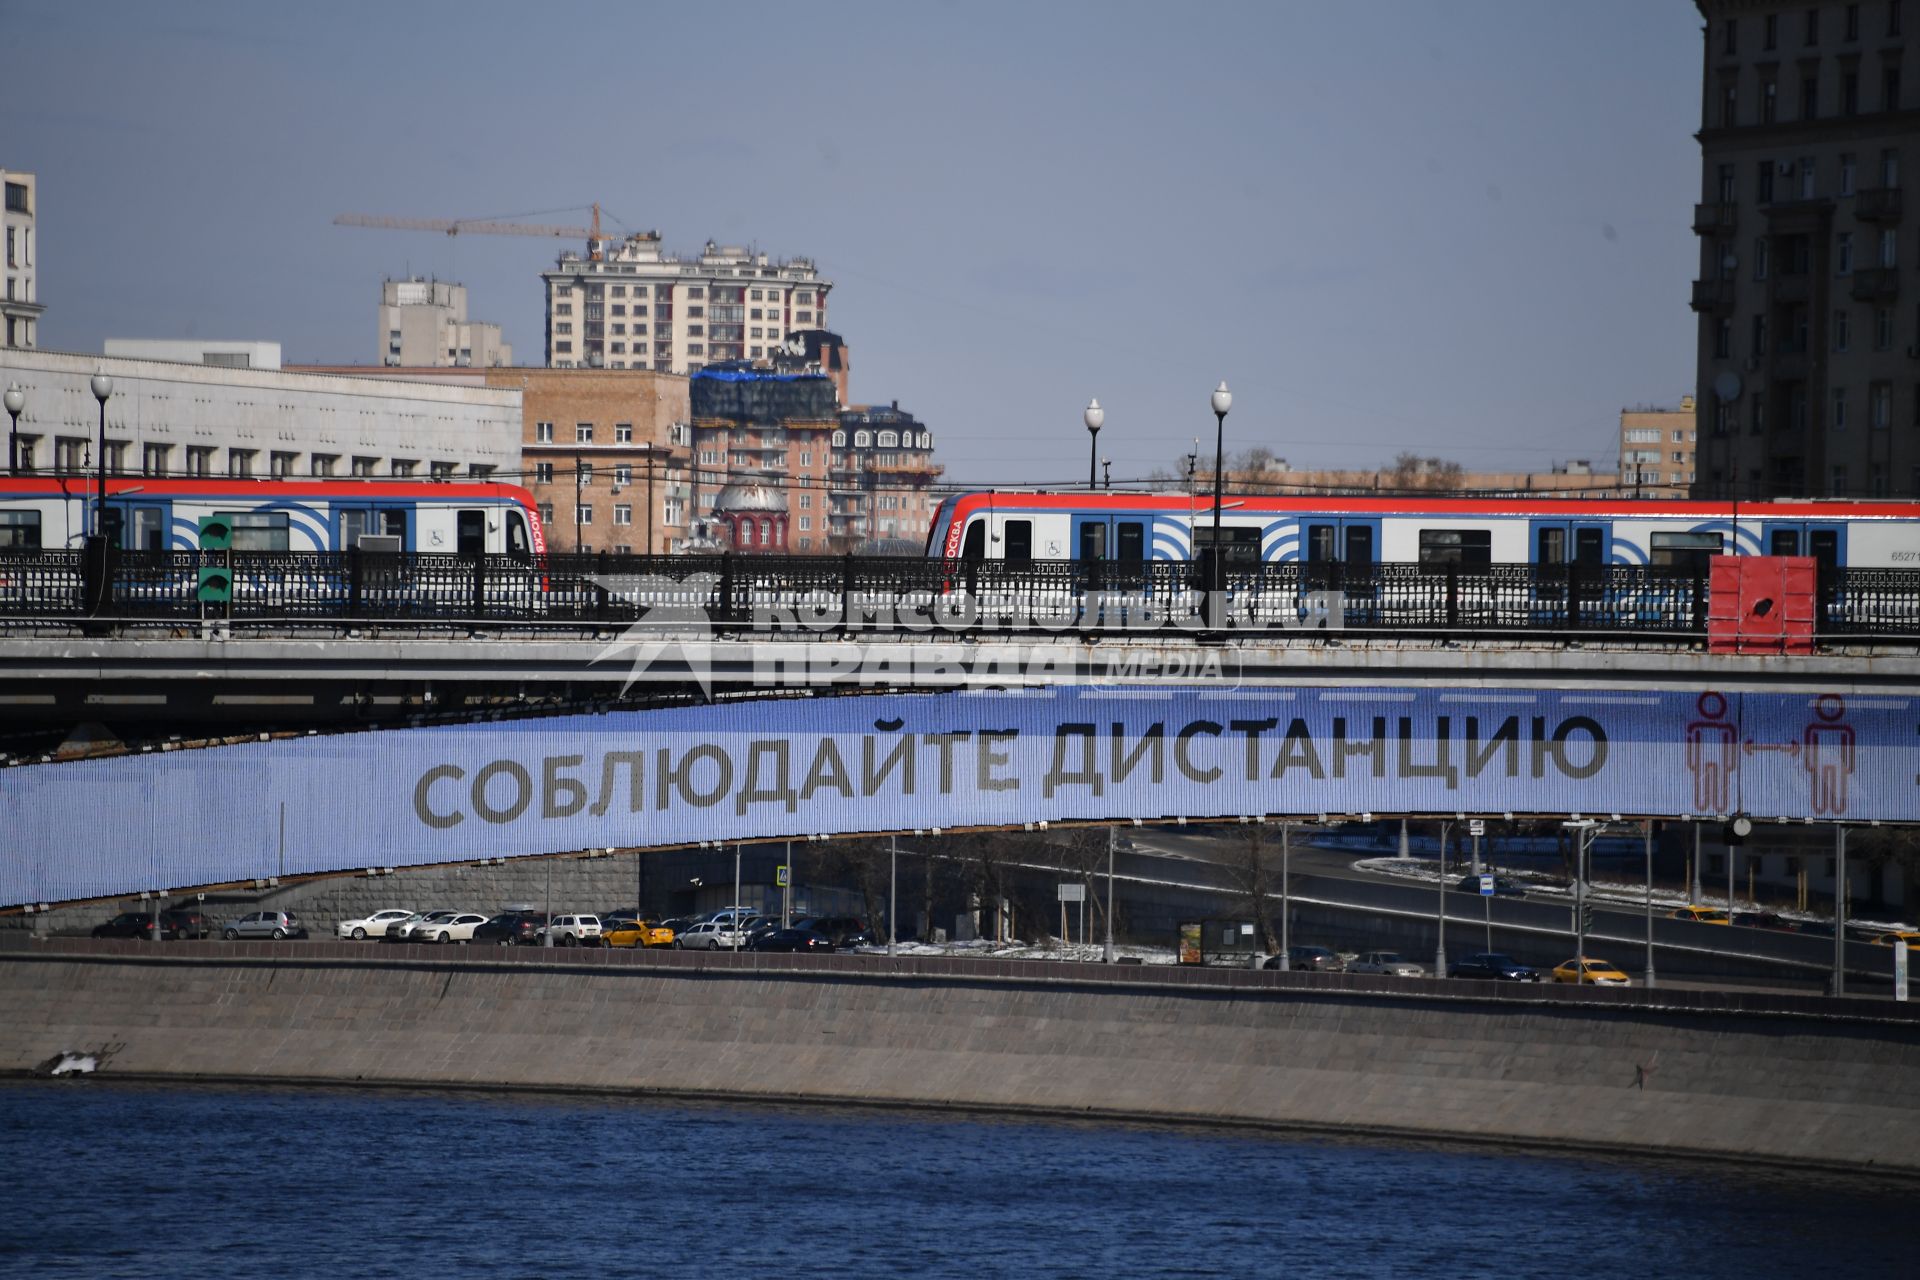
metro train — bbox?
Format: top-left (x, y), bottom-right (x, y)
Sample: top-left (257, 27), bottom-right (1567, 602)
top-left (924, 491), bottom-right (1920, 570)
top-left (0, 476), bottom-right (547, 556)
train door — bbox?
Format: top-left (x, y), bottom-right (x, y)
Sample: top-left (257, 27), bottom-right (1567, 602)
top-left (101, 502), bottom-right (170, 551)
top-left (456, 510), bottom-right (486, 556)
top-left (1301, 517), bottom-right (1377, 575)
top-left (1759, 520), bottom-right (1844, 568)
top-left (335, 505), bottom-right (411, 551)
top-left (1070, 513), bottom-right (1148, 565)
top-left (1530, 520), bottom-right (1608, 567)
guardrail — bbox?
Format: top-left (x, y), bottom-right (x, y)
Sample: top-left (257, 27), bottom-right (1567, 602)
top-left (2, 549), bottom-right (1918, 641)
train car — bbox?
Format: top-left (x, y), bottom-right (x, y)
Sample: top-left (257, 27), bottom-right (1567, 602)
top-left (924, 491), bottom-right (1920, 570)
top-left (0, 475), bottom-right (546, 557)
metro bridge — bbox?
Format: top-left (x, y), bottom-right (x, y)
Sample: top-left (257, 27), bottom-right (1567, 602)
top-left (0, 551), bottom-right (1915, 908)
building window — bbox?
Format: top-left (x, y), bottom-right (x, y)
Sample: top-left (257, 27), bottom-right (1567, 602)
top-left (613, 503), bottom-right (632, 526)
top-left (577, 505), bottom-right (593, 526)
top-left (390, 459), bottom-right (415, 477)
top-left (142, 443), bottom-right (171, 475)
top-left (1833, 387), bottom-right (1849, 431)
top-left (1800, 156), bottom-right (1817, 199)
top-left (614, 464), bottom-right (632, 486)
top-left (1876, 306), bottom-right (1895, 349)
top-left (226, 449), bottom-right (256, 478)
top-left (1835, 308), bottom-right (1853, 350)
top-left (1841, 153), bottom-right (1857, 195)
top-left (1762, 79), bottom-right (1778, 122)
top-left (271, 451), bottom-right (296, 478)
top-left (1872, 382), bottom-right (1893, 428)
top-left (578, 461), bottom-right (593, 486)
top-left (1838, 232), bottom-right (1855, 275)
top-left (1883, 148), bottom-right (1902, 188)
top-left (350, 456), bottom-right (375, 478)
top-left (535, 461), bottom-right (554, 484)
top-left (1764, 11), bottom-right (1779, 48)
top-left (1807, 7), bottom-right (1820, 44)
top-left (310, 454), bottom-right (336, 477)
top-left (538, 502), bottom-right (555, 525)
top-left (1845, 70), bottom-right (1861, 114)
top-left (1803, 75), bottom-right (1820, 118)
top-left (430, 461), bottom-right (456, 480)
top-left (1886, 66), bottom-right (1903, 112)
top-left (1847, 1), bottom-right (1860, 40)
top-left (575, 423), bottom-right (593, 443)
top-left (1757, 160), bottom-right (1775, 204)
top-left (1894, 0), bottom-right (1905, 37)
top-left (535, 421), bottom-right (554, 443)
top-left (615, 422), bottom-right (633, 443)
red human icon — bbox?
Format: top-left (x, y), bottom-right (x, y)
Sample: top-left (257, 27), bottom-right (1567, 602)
top-left (1803, 693), bottom-right (1855, 816)
top-left (1685, 691), bottom-right (1738, 814)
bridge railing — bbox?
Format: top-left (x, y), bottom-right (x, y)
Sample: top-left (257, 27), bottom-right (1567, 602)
top-left (1, 548), bottom-right (1917, 641)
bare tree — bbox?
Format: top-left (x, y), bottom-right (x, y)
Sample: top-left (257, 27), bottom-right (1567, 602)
top-left (1218, 823), bottom-right (1283, 954)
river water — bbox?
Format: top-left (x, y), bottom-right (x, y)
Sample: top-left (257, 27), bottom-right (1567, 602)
top-left (0, 1081), bottom-right (1909, 1278)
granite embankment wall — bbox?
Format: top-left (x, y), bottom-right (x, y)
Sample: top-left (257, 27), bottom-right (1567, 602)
top-left (5, 942), bottom-right (1919, 1174)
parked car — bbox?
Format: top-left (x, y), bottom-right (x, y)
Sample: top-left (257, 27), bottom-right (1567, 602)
top-left (794, 916), bottom-right (881, 948)
top-left (91, 909), bottom-right (206, 941)
top-left (472, 913), bottom-right (529, 946)
top-left (386, 910), bottom-right (458, 942)
top-left (222, 910), bottom-right (307, 941)
top-left (1263, 945), bottom-right (1345, 972)
top-left (336, 908), bottom-right (414, 941)
top-left (1668, 906), bottom-right (1731, 925)
top-left (1447, 952), bottom-right (1542, 981)
top-left (1347, 950), bottom-right (1426, 977)
top-left (1452, 875), bottom-right (1527, 898)
top-left (421, 912), bottom-right (491, 944)
top-left (1550, 956), bottom-right (1632, 986)
top-left (749, 928), bottom-right (835, 953)
top-left (678, 920), bottom-right (750, 950)
top-left (547, 914), bottom-right (603, 947)
top-left (603, 918), bottom-right (675, 948)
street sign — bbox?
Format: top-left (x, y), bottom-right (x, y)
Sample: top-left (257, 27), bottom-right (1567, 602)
top-left (1897, 940), bottom-right (1909, 1003)
top-left (1057, 883), bottom-right (1086, 902)
top-left (1469, 819), bottom-right (1486, 837)
top-left (1479, 874), bottom-right (1496, 897)
top-left (775, 865), bottom-right (789, 887)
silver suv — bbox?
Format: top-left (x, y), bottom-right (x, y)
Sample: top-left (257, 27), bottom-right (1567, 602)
top-left (548, 914), bottom-right (603, 946)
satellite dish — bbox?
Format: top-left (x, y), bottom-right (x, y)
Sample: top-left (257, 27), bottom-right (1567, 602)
top-left (1713, 371), bottom-right (1742, 402)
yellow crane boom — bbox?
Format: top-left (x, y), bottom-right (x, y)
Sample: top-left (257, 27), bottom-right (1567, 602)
top-left (334, 205), bottom-right (607, 257)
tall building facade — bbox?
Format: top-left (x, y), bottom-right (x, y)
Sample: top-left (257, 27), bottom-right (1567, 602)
top-left (2, 169), bottom-right (42, 351)
top-left (379, 278), bottom-right (510, 368)
top-left (542, 235), bottom-right (830, 373)
top-left (831, 402), bottom-right (943, 549)
top-left (1693, 0), bottom-right (1920, 498)
top-left (689, 369), bottom-right (838, 552)
top-left (1619, 397), bottom-right (1699, 498)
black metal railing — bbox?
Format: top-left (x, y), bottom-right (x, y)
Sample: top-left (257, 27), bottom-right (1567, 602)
top-left (1, 549), bottom-right (1917, 641)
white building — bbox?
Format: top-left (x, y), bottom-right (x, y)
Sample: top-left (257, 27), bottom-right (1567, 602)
top-left (542, 234), bottom-right (830, 372)
top-left (0, 347), bottom-right (521, 482)
top-left (379, 278), bottom-right (511, 368)
top-left (3, 169), bottom-right (42, 351)
top-left (104, 339), bottom-right (282, 370)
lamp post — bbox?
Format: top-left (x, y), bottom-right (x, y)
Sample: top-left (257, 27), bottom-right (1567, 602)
top-left (1083, 399), bottom-right (1104, 491)
top-left (90, 373), bottom-right (113, 536)
top-left (889, 834), bottom-right (898, 958)
top-left (1103, 825), bottom-right (1116, 963)
top-left (1208, 382), bottom-right (1231, 627)
top-left (4, 384), bottom-right (23, 474)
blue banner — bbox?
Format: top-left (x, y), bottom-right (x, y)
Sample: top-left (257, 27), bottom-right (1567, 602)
top-left (1, 685), bottom-right (1913, 905)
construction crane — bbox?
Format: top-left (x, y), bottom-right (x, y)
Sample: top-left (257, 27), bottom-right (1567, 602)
top-left (334, 204), bottom-right (607, 258)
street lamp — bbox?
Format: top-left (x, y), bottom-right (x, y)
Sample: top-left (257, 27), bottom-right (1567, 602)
top-left (91, 373), bottom-right (113, 536)
top-left (4, 384), bottom-right (23, 474)
top-left (1208, 381), bottom-right (1231, 626)
top-left (1083, 399), bottom-right (1104, 491)
top-left (1101, 458), bottom-right (1112, 490)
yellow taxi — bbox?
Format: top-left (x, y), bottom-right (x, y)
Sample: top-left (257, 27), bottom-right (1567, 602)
top-left (1867, 929), bottom-right (1920, 947)
top-left (1668, 905), bottom-right (1731, 925)
top-left (1551, 956), bottom-right (1632, 986)
top-left (603, 918), bottom-right (675, 948)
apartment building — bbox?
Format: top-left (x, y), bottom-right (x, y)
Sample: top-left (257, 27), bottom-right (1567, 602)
top-left (689, 369), bottom-right (837, 552)
top-left (1692, 0), bottom-right (1920, 498)
top-left (379, 279), bottom-right (511, 368)
top-left (542, 234), bottom-right (830, 373)
top-left (2, 169), bottom-right (42, 351)
top-left (1619, 396), bottom-right (1699, 498)
top-left (495, 367), bottom-right (691, 554)
top-left (831, 402), bottom-right (943, 549)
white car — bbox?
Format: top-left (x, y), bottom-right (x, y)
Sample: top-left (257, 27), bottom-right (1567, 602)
top-left (336, 909), bottom-right (414, 941)
top-left (421, 912), bottom-right (491, 944)
top-left (678, 920), bottom-right (748, 950)
top-left (1347, 950), bottom-right (1426, 977)
top-left (548, 914), bottom-right (603, 946)
top-left (386, 909), bottom-right (458, 941)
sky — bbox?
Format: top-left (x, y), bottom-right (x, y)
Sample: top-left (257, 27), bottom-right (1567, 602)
top-left (7, 0), bottom-right (1706, 488)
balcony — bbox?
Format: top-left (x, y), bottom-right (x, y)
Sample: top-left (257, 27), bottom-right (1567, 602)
top-left (1850, 267), bottom-right (1900, 301)
top-left (1690, 279), bottom-right (1735, 312)
top-left (1854, 186), bottom-right (1903, 222)
top-left (1692, 202), bottom-right (1738, 235)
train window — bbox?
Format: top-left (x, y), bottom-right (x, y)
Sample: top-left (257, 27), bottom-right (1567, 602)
top-left (221, 512), bottom-right (290, 552)
top-left (1574, 528), bottom-right (1604, 565)
top-left (960, 519), bottom-right (986, 562)
top-left (1769, 529), bottom-right (1799, 555)
top-left (1650, 531), bottom-right (1722, 572)
top-left (1004, 519), bottom-right (1033, 562)
top-left (1194, 525), bottom-right (1260, 567)
top-left (130, 507), bottom-right (166, 551)
top-left (379, 509), bottom-right (407, 542)
top-left (1808, 529), bottom-right (1839, 568)
top-left (1079, 523), bottom-right (1107, 562)
top-left (506, 510), bottom-right (531, 559)
top-left (1344, 525), bottom-right (1373, 565)
top-left (1538, 528), bottom-right (1566, 563)
top-left (456, 510), bottom-right (485, 556)
top-left (1117, 521), bottom-right (1145, 562)
top-left (0, 511), bottom-right (40, 549)
top-left (1417, 529), bottom-right (1492, 565)
top-left (1307, 524), bottom-right (1336, 562)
